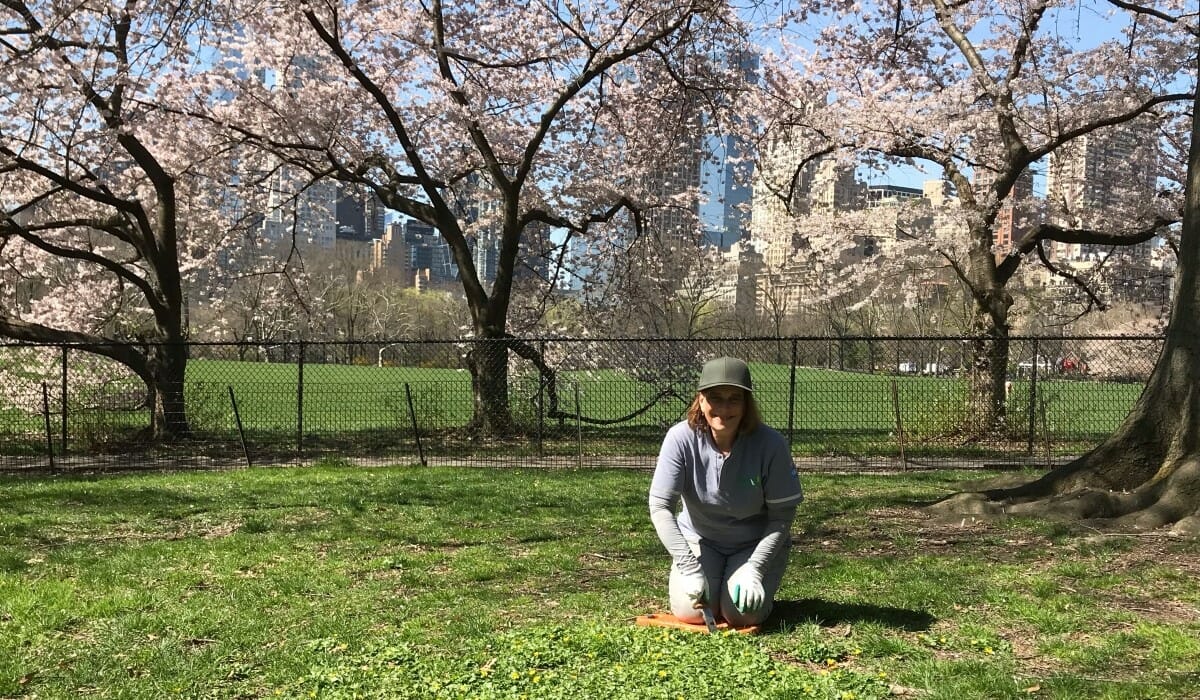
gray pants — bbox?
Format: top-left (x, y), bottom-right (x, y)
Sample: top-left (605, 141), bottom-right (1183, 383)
top-left (668, 538), bottom-right (789, 627)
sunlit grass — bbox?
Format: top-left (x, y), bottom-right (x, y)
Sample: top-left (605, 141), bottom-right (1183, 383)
top-left (2, 465), bottom-right (1197, 698)
top-left (2, 357), bottom-right (1144, 464)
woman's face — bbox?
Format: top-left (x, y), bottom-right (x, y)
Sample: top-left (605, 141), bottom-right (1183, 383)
top-left (699, 385), bottom-right (746, 435)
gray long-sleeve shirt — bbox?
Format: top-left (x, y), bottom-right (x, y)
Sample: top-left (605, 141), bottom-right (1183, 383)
top-left (649, 421), bottom-right (803, 574)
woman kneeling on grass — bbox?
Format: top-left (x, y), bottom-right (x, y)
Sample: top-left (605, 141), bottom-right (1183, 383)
top-left (649, 356), bottom-right (804, 627)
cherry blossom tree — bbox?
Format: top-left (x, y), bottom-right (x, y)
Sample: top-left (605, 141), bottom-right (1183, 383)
top-left (193, 0), bottom-right (753, 435)
top-left (756, 0), bottom-right (1193, 433)
top-left (0, 0), bottom-right (240, 438)
top-left (935, 8), bottom-right (1200, 534)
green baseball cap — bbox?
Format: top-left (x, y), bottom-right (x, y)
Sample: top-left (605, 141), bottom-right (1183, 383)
top-left (697, 356), bottom-right (753, 393)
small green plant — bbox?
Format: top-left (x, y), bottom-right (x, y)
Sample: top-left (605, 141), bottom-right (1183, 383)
top-left (185, 380), bottom-right (228, 434)
top-left (284, 625), bottom-right (892, 700)
top-left (904, 385), bottom-right (968, 439)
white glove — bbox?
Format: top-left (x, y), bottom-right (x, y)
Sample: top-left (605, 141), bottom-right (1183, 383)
top-left (679, 570), bottom-right (709, 604)
top-left (728, 564), bottom-right (765, 613)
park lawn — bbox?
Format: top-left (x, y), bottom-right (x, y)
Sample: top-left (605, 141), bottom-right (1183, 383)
top-left (0, 356), bottom-right (1145, 437)
top-left (187, 360), bottom-right (478, 431)
top-left (187, 361), bottom-right (691, 433)
top-left (1, 464), bottom-right (1197, 699)
top-left (0, 359), bottom-right (1146, 460)
top-left (185, 359), bottom-right (1142, 435)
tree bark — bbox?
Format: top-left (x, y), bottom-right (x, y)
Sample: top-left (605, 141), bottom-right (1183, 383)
top-left (466, 334), bottom-right (516, 436)
top-left (144, 340), bottom-right (192, 439)
top-left (965, 321), bottom-right (1011, 435)
top-left (961, 223), bottom-right (1015, 435)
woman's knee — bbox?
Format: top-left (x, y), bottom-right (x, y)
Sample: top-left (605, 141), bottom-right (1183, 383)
top-left (720, 600), bottom-right (772, 627)
top-left (670, 600), bottom-right (705, 622)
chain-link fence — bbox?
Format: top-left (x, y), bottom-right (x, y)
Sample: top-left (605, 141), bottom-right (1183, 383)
top-left (0, 336), bottom-right (1162, 472)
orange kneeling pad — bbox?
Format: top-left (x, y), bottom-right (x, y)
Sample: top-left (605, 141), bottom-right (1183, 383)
top-left (635, 613), bottom-right (760, 635)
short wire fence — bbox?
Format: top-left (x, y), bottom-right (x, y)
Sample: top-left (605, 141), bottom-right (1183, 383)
top-left (0, 336), bottom-right (1162, 473)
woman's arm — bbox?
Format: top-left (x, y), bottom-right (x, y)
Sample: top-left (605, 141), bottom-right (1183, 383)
top-left (648, 492), bottom-right (703, 575)
top-left (746, 503), bottom-right (798, 568)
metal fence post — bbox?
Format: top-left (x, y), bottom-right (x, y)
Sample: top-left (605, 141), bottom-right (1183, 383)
top-left (788, 338), bottom-right (798, 443)
top-left (41, 382), bottom-right (55, 470)
top-left (297, 340), bottom-right (305, 461)
top-left (890, 379), bottom-right (907, 471)
top-left (60, 345), bottom-right (68, 453)
top-left (228, 386), bottom-right (252, 468)
top-left (404, 382), bottom-right (426, 466)
top-left (574, 382), bottom-right (583, 470)
top-left (537, 340), bottom-right (545, 458)
top-left (1026, 338), bottom-right (1040, 456)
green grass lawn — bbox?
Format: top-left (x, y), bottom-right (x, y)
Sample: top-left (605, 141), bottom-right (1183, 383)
top-left (0, 357), bottom-right (1146, 461)
top-left (186, 359), bottom-right (1142, 437)
top-left (2, 464), bottom-right (1197, 699)
top-left (183, 360), bottom-right (1142, 434)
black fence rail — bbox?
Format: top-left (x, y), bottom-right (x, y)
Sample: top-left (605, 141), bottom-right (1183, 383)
top-left (0, 336), bottom-right (1162, 472)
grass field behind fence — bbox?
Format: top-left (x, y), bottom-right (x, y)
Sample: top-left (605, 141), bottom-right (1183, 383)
top-left (1, 358), bottom-right (1146, 460)
top-left (184, 360), bottom-right (1142, 433)
top-left (1, 465), bottom-right (1197, 699)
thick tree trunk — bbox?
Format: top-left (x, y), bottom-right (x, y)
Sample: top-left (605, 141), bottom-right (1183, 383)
top-left (966, 327), bottom-right (1010, 435)
top-left (144, 341), bottom-right (191, 439)
top-left (959, 217), bottom-right (1016, 437)
top-left (466, 334), bottom-right (516, 436)
top-left (932, 75), bottom-right (1200, 535)
top-left (0, 318), bottom-right (192, 440)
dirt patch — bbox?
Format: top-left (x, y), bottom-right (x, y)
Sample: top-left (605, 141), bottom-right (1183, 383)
top-left (1102, 594), bottom-right (1200, 624)
top-left (814, 504), bottom-right (1200, 573)
top-left (34, 517), bottom-right (245, 547)
top-left (807, 505), bottom-right (1058, 563)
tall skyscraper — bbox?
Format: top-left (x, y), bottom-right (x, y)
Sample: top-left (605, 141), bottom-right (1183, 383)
top-left (336, 184), bottom-right (386, 242)
top-left (516, 222), bottom-right (555, 283)
top-left (1046, 122), bottom-right (1158, 260)
top-left (698, 52), bottom-right (760, 251)
top-left (472, 232), bottom-right (500, 287)
top-left (750, 124), bottom-right (861, 269)
top-left (370, 221), bottom-right (412, 284)
top-left (972, 169), bottom-right (1035, 254)
top-left (644, 135), bottom-right (703, 243)
top-left (258, 164), bottom-right (337, 251)
top-left (403, 218), bottom-right (455, 284)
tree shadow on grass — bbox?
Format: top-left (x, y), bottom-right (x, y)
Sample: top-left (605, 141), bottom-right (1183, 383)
top-left (765, 598), bottom-right (935, 633)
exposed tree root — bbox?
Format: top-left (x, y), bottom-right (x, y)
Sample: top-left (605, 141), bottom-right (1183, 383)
top-left (929, 457), bottom-right (1200, 537)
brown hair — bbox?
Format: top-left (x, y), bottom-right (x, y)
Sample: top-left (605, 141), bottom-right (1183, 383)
top-left (685, 388), bottom-right (762, 437)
